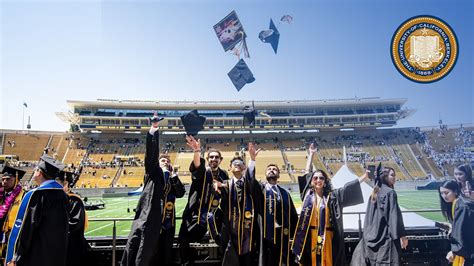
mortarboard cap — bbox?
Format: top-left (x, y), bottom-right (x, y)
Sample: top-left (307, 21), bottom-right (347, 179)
top-left (37, 154), bottom-right (65, 178)
top-left (228, 59), bottom-right (255, 91)
top-left (180, 110), bottom-right (206, 136)
top-left (1, 165), bottom-right (26, 180)
top-left (243, 106), bottom-right (256, 126)
top-left (260, 19), bottom-right (280, 54)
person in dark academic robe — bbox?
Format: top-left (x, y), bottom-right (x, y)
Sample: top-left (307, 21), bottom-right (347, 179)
top-left (212, 142), bottom-right (261, 266)
top-left (350, 164), bottom-right (408, 266)
top-left (291, 143), bottom-right (366, 266)
top-left (5, 155), bottom-right (69, 266)
top-left (121, 117), bottom-right (165, 266)
top-left (158, 154), bottom-right (186, 265)
top-left (178, 135), bottom-right (229, 265)
top-left (438, 180), bottom-right (474, 265)
top-left (56, 171), bottom-right (89, 266)
top-left (253, 163), bottom-right (298, 266)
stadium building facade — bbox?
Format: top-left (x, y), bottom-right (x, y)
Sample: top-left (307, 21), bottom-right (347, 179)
top-left (59, 97), bottom-right (414, 133)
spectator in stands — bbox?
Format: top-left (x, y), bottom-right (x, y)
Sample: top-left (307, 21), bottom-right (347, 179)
top-left (212, 143), bottom-right (260, 265)
top-left (179, 136), bottom-right (229, 265)
top-left (454, 163), bottom-right (474, 199)
top-left (438, 180), bottom-right (474, 265)
top-left (56, 171), bottom-right (89, 266)
top-left (5, 155), bottom-right (69, 266)
top-left (351, 164), bottom-right (408, 266)
top-left (292, 143), bottom-right (367, 266)
top-left (0, 166), bottom-right (26, 264)
top-left (254, 161), bottom-right (298, 265)
top-left (157, 154), bottom-right (185, 265)
top-left (121, 115), bottom-right (166, 266)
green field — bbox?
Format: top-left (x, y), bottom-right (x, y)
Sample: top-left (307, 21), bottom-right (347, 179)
top-left (85, 190), bottom-right (443, 237)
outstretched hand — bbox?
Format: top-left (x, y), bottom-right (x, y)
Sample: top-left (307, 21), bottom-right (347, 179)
top-left (308, 143), bottom-right (317, 154)
top-left (186, 135), bottom-right (201, 152)
top-left (248, 142), bottom-right (262, 161)
top-left (359, 169), bottom-right (370, 183)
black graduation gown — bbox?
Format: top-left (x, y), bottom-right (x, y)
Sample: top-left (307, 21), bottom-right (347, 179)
top-left (121, 131), bottom-right (165, 266)
top-left (296, 173), bottom-right (364, 266)
top-left (11, 189), bottom-right (69, 266)
top-left (66, 193), bottom-right (89, 266)
top-left (255, 182), bottom-right (298, 266)
top-left (350, 184), bottom-right (406, 266)
top-left (159, 173), bottom-right (185, 265)
top-left (215, 167), bottom-right (260, 266)
top-left (451, 196), bottom-right (474, 263)
top-left (178, 158), bottom-right (228, 262)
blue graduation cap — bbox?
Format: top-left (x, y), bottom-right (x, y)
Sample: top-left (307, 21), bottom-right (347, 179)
top-left (259, 19), bottom-right (280, 54)
top-left (228, 59), bottom-right (255, 91)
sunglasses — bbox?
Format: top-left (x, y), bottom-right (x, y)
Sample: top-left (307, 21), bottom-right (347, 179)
top-left (312, 175), bottom-right (326, 181)
top-left (231, 160), bottom-right (245, 166)
top-left (209, 155), bottom-right (221, 159)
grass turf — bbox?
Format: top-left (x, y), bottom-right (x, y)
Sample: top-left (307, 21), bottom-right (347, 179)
top-left (85, 190), bottom-right (443, 237)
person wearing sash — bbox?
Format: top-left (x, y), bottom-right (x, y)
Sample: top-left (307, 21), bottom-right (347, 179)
top-left (158, 154), bottom-right (185, 265)
top-left (56, 171), bottom-right (89, 266)
top-left (254, 163), bottom-right (298, 266)
top-left (6, 154), bottom-right (69, 266)
top-left (292, 143), bottom-right (367, 266)
top-left (350, 164), bottom-right (408, 266)
top-left (178, 135), bottom-right (229, 265)
top-left (212, 142), bottom-right (261, 266)
top-left (0, 166), bottom-right (26, 264)
top-left (438, 180), bottom-right (474, 265)
top-left (121, 115), bottom-right (165, 266)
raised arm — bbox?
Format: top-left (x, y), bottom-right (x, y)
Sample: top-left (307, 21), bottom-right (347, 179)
top-left (305, 143), bottom-right (317, 174)
top-left (186, 135), bottom-right (202, 169)
top-left (145, 121), bottom-right (160, 177)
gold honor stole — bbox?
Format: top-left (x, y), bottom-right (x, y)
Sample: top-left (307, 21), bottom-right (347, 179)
top-left (264, 185), bottom-right (292, 265)
top-left (229, 178), bottom-right (254, 255)
top-left (162, 170), bottom-right (176, 231)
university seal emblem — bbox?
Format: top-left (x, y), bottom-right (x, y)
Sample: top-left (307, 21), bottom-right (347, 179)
top-left (391, 15), bottom-right (458, 83)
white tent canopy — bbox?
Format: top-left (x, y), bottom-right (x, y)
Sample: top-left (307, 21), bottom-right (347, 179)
top-left (331, 164), bottom-right (434, 230)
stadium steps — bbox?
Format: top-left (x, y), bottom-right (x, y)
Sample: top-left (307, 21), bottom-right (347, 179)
top-left (0, 132), bottom-right (5, 154)
top-left (410, 144), bottom-right (444, 177)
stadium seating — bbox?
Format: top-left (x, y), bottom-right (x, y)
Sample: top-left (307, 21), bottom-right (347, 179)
top-left (3, 133), bottom-right (50, 161)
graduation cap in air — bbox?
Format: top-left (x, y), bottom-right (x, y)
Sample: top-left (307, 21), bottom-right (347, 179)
top-left (1, 165), bottom-right (26, 180)
top-left (180, 110), bottom-right (206, 136)
top-left (37, 154), bottom-right (66, 178)
top-left (259, 19), bottom-right (280, 54)
top-left (228, 59), bottom-right (255, 91)
top-left (149, 111), bottom-right (164, 124)
top-left (242, 103), bottom-right (256, 126)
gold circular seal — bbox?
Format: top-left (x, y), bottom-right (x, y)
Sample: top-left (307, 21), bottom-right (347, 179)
top-left (391, 15), bottom-right (458, 83)
top-left (165, 202), bottom-right (174, 210)
top-left (283, 228), bottom-right (289, 235)
top-left (244, 211), bottom-right (252, 219)
top-left (212, 199), bottom-right (219, 207)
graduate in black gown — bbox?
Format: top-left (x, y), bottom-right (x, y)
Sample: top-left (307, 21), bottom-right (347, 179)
top-left (439, 180), bottom-right (474, 265)
top-left (56, 171), bottom-right (89, 266)
top-left (178, 135), bottom-right (229, 265)
top-left (158, 154), bottom-right (185, 265)
top-left (254, 163), bottom-right (298, 266)
top-left (350, 164), bottom-right (408, 266)
top-left (121, 116), bottom-right (165, 266)
top-left (212, 142), bottom-right (261, 266)
top-left (292, 143), bottom-right (366, 266)
top-left (6, 155), bottom-right (69, 266)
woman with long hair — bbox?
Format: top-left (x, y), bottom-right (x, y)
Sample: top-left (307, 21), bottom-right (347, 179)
top-left (454, 163), bottom-right (473, 199)
top-left (292, 143), bottom-right (367, 266)
top-left (351, 164), bottom-right (408, 266)
top-left (439, 179), bottom-right (474, 265)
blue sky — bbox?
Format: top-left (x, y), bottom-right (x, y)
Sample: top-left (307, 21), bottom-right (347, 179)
top-left (1, 0), bottom-right (472, 131)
